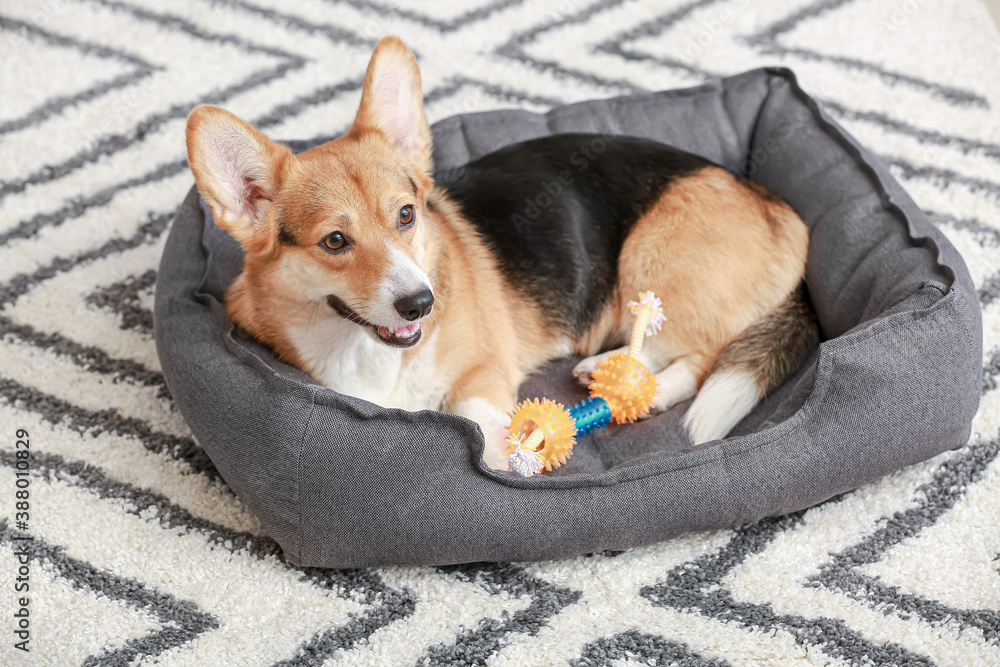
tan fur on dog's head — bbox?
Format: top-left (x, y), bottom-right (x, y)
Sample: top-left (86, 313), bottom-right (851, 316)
top-left (186, 37), bottom-right (438, 361)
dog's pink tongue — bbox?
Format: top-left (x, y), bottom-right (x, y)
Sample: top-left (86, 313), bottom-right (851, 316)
top-left (380, 322), bottom-right (420, 338)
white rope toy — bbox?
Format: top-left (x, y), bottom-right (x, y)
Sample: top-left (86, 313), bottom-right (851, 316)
top-left (627, 291), bottom-right (667, 336)
top-left (500, 432), bottom-right (545, 477)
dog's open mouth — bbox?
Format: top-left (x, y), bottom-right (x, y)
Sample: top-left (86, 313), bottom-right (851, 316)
top-left (326, 294), bottom-right (422, 348)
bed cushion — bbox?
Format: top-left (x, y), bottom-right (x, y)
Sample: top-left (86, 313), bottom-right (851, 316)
top-left (154, 67), bottom-right (981, 568)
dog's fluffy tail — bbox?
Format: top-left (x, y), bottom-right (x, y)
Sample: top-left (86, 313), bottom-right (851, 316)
top-left (683, 283), bottom-right (818, 445)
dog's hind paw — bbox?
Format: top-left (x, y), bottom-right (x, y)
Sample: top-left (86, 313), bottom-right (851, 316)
top-left (571, 365), bottom-right (595, 386)
top-left (572, 346), bottom-right (628, 386)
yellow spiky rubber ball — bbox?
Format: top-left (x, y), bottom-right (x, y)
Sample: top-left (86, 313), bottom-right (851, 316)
top-left (505, 398), bottom-right (578, 471)
top-left (589, 351), bottom-right (657, 424)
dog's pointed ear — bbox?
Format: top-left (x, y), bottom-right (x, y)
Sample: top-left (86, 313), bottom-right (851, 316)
top-left (351, 37), bottom-right (432, 175)
top-left (186, 105), bottom-right (292, 248)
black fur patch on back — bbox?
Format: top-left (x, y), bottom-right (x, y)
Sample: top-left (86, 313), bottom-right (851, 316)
top-left (435, 133), bottom-right (712, 335)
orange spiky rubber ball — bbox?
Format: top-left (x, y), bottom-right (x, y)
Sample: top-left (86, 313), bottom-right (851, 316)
top-left (589, 351), bottom-right (657, 423)
top-left (505, 398), bottom-right (577, 471)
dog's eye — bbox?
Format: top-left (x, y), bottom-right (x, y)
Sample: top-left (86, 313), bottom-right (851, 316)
top-left (322, 232), bottom-right (346, 251)
top-left (399, 205), bottom-right (415, 226)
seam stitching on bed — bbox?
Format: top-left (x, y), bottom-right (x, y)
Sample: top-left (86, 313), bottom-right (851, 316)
top-left (951, 287), bottom-right (982, 395)
top-left (296, 386), bottom-right (317, 564)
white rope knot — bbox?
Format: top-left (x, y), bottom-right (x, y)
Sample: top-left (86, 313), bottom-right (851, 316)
top-left (627, 291), bottom-right (666, 336)
top-left (500, 432), bottom-right (545, 477)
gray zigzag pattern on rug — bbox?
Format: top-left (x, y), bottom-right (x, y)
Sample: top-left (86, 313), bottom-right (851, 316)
top-left (0, 379), bottom-right (217, 478)
top-left (572, 630), bottom-right (731, 667)
top-left (0, 447), bottom-right (422, 662)
top-left (0, 15), bottom-right (156, 137)
top-left (812, 438), bottom-right (1000, 645)
top-left (0, 0), bottom-right (311, 203)
top-left (747, 0), bottom-right (988, 107)
top-left (642, 437), bottom-right (1000, 665)
top-left (0, 518), bottom-right (220, 665)
top-left (339, 0), bottom-right (523, 33)
top-left (422, 563), bottom-right (583, 666)
top-left (643, 512), bottom-right (938, 666)
top-left (85, 269), bottom-right (157, 335)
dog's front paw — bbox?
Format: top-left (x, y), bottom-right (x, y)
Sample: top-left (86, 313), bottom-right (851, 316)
top-left (454, 398), bottom-right (512, 471)
top-left (482, 426), bottom-right (511, 471)
top-left (572, 356), bottom-right (599, 386)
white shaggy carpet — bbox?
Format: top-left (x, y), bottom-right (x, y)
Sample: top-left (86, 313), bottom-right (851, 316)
top-left (2, 0), bottom-right (1000, 665)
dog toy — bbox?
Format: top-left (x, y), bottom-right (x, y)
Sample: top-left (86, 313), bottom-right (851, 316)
top-left (501, 292), bottom-right (666, 476)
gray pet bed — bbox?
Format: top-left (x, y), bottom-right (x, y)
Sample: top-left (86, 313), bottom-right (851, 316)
top-left (154, 68), bottom-right (981, 568)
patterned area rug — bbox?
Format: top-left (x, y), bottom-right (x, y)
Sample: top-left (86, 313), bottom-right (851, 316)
top-left (1, 0), bottom-right (999, 665)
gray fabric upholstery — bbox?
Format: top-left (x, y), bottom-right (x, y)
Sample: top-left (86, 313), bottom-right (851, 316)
top-left (154, 68), bottom-right (982, 568)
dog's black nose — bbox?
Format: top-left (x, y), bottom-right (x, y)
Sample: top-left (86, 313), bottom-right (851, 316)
top-left (394, 289), bottom-right (434, 321)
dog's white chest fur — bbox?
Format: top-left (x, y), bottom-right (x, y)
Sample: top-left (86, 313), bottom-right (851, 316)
top-left (286, 319), bottom-right (445, 411)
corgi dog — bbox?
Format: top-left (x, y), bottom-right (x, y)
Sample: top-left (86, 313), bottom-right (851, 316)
top-left (185, 37), bottom-right (816, 471)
